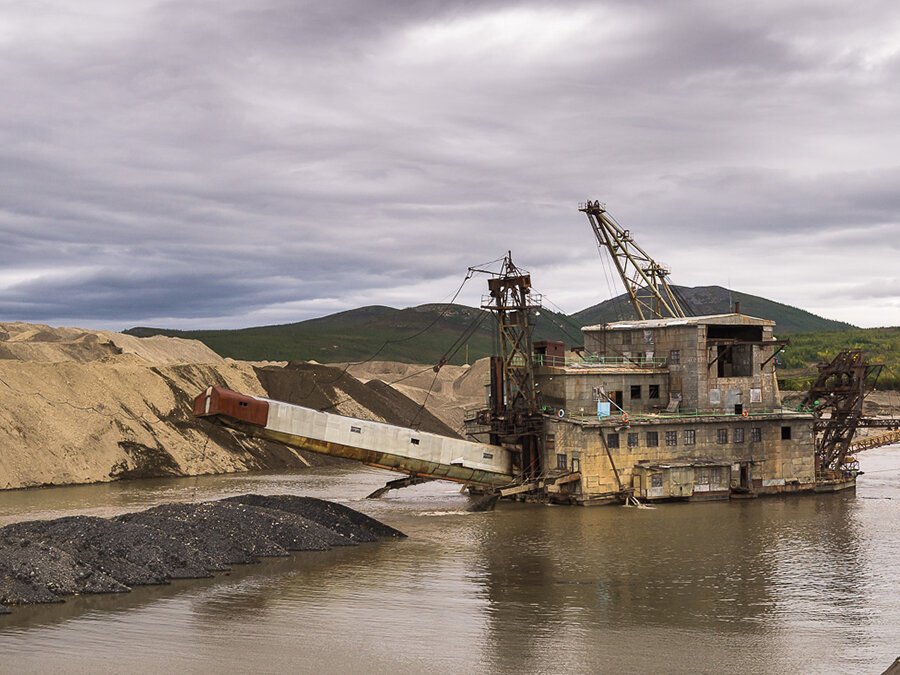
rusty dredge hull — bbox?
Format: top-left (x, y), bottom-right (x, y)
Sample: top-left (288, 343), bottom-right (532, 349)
top-left (192, 203), bottom-right (895, 505)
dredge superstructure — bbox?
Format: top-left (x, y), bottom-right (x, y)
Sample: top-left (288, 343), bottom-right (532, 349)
top-left (193, 202), bottom-right (893, 505)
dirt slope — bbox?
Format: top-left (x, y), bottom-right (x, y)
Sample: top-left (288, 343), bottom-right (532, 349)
top-left (0, 353), bottom-right (311, 489)
top-left (255, 362), bottom-right (460, 437)
top-left (336, 358), bottom-right (490, 434)
top-left (0, 322), bottom-right (225, 364)
top-left (0, 324), bottom-right (472, 490)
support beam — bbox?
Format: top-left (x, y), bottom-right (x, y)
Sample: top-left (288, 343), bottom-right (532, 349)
top-left (366, 475), bottom-right (435, 499)
top-left (580, 200), bottom-right (686, 320)
top-left (498, 472), bottom-right (582, 497)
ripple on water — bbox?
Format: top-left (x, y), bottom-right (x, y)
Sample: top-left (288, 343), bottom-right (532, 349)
top-left (1, 453), bottom-right (899, 674)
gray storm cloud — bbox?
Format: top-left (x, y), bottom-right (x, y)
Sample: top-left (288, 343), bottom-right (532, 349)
top-left (0, 0), bottom-right (898, 329)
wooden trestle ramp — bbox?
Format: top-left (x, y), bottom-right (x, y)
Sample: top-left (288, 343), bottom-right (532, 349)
top-left (193, 386), bottom-right (519, 489)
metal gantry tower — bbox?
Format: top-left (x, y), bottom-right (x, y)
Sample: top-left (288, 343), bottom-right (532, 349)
top-left (580, 200), bottom-right (687, 320)
top-left (800, 350), bottom-right (883, 476)
top-left (473, 253), bottom-right (544, 479)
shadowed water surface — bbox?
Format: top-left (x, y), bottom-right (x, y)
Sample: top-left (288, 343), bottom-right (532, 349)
top-left (1, 446), bottom-right (898, 674)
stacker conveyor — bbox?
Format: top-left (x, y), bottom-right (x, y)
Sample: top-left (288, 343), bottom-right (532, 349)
top-left (193, 386), bottom-right (516, 487)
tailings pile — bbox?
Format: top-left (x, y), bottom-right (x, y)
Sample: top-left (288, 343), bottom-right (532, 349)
top-left (255, 361), bottom-right (460, 437)
top-left (0, 322), bottom-right (468, 489)
top-left (0, 494), bottom-right (404, 613)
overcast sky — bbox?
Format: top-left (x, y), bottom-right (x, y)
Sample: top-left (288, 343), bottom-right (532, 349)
top-left (1, 0), bottom-right (898, 331)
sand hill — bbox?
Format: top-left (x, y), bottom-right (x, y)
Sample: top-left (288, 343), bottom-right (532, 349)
top-left (0, 323), bottom-right (480, 490)
top-left (336, 358), bottom-right (490, 433)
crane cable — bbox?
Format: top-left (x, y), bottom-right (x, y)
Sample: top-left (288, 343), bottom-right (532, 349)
top-left (408, 310), bottom-right (490, 428)
top-left (318, 308), bottom-right (490, 425)
top-left (291, 268), bottom-right (476, 402)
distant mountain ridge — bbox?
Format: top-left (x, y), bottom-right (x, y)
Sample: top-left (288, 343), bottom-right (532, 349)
top-left (126, 285), bottom-right (855, 364)
top-left (574, 285), bottom-right (855, 335)
top-left (126, 304), bottom-right (581, 365)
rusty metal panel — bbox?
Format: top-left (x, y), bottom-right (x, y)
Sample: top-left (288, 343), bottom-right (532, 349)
top-left (193, 386), bottom-right (269, 427)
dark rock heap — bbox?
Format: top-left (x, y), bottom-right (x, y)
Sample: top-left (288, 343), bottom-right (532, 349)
top-left (0, 495), bottom-right (404, 614)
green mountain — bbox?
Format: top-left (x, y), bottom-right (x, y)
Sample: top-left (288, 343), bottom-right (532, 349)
top-left (126, 303), bottom-right (583, 365)
top-left (126, 286), bottom-right (859, 367)
top-left (574, 285), bottom-right (855, 335)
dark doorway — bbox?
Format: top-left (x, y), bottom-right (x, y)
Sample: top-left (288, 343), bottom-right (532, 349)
top-left (740, 463), bottom-right (750, 489)
top-left (611, 390), bottom-right (623, 410)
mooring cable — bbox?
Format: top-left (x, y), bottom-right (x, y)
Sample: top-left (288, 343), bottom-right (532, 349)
top-left (289, 268), bottom-right (477, 403)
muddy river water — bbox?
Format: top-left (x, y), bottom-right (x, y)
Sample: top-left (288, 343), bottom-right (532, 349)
top-left (1, 447), bottom-right (898, 674)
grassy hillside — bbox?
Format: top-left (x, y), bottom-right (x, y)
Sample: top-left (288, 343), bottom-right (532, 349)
top-left (126, 304), bottom-right (584, 365)
top-left (575, 285), bottom-right (855, 334)
top-left (777, 326), bottom-right (900, 390)
top-left (127, 299), bottom-right (898, 390)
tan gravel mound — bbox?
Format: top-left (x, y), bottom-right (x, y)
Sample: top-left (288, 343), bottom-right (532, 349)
top-left (0, 356), bottom-right (312, 489)
top-left (337, 358), bottom-right (489, 434)
top-left (0, 323), bottom-right (479, 490)
top-left (0, 322), bottom-right (224, 364)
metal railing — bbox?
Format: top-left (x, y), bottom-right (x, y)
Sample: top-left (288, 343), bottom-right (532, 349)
top-left (550, 407), bottom-right (786, 423)
top-left (532, 353), bottom-right (668, 368)
top-left (465, 403), bottom-right (797, 425)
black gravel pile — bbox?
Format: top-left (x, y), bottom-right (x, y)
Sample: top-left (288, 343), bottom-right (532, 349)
top-left (221, 495), bottom-right (406, 542)
top-left (0, 494), bottom-right (403, 612)
top-left (3, 516), bottom-right (214, 585)
top-left (214, 496), bottom-right (357, 548)
top-left (0, 535), bottom-right (129, 604)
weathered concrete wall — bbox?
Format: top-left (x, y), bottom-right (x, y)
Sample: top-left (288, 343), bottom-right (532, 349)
top-left (583, 318), bottom-right (781, 415)
top-left (538, 367), bottom-right (668, 415)
top-left (544, 415), bottom-right (816, 500)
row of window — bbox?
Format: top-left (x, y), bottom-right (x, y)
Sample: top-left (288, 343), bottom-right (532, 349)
top-left (607, 426), bottom-right (771, 448)
top-left (616, 332), bottom-right (680, 363)
top-left (592, 384), bottom-right (665, 401)
top-left (630, 384), bottom-right (660, 400)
